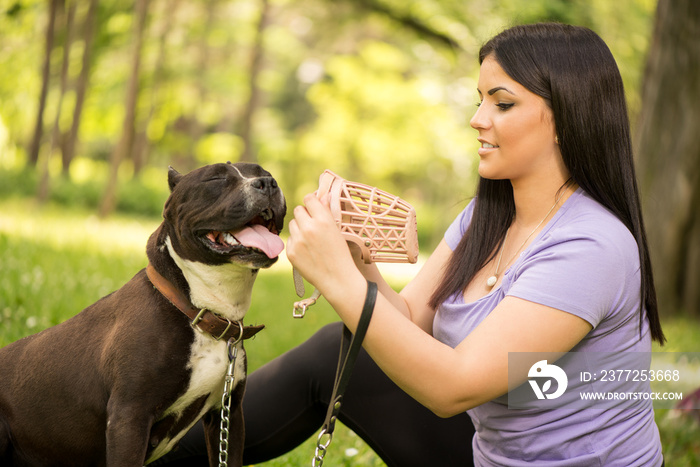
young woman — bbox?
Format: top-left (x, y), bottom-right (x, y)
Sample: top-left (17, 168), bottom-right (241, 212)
top-left (158, 22), bottom-right (665, 466)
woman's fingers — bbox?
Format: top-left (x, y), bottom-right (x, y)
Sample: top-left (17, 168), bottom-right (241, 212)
top-left (287, 192), bottom-right (353, 292)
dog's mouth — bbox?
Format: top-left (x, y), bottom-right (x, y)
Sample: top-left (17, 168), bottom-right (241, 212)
top-left (201, 208), bottom-right (284, 259)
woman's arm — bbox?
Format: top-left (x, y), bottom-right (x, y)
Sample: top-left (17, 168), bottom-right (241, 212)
top-left (288, 194), bottom-right (592, 417)
top-left (349, 239), bottom-right (453, 335)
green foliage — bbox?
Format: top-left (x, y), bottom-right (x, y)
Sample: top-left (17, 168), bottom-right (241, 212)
top-left (299, 40), bottom-right (473, 185)
top-left (0, 0), bottom-right (657, 252)
top-left (653, 315), bottom-right (700, 354)
top-left (49, 175), bottom-right (106, 210)
top-left (0, 166), bottom-right (37, 199)
top-left (655, 412), bottom-right (700, 467)
top-left (0, 158), bottom-right (169, 218)
top-left (116, 176), bottom-right (169, 217)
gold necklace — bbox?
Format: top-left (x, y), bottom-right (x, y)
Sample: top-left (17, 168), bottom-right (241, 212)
top-left (486, 186), bottom-right (570, 288)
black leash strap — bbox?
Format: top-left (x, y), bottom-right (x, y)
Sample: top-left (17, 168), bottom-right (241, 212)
top-left (312, 280), bottom-right (378, 467)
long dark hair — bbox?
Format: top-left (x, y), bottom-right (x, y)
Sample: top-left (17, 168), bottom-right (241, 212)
top-left (429, 23), bottom-right (665, 344)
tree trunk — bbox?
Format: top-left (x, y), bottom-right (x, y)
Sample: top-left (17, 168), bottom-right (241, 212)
top-left (635, 0), bottom-right (700, 316)
top-left (238, 0), bottom-right (270, 163)
top-left (99, 0), bottom-right (149, 217)
top-left (38, 0), bottom-right (76, 201)
top-left (183, 0), bottom-right (217, 167)
top-left (62, 0), bottom-right (99, 174)
top-left (132, 0), bottom-right (178, 175)
top-left (28, 0), bottom-right (60, 168)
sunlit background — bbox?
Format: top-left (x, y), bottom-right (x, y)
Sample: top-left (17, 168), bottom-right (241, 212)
top-left (2, 0), bottom-right (699, 465)
top-left (0, 0), bottom-right (657, 247)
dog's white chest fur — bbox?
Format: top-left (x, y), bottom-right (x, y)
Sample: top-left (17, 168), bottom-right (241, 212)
top-left (165, 237), bottom-right (257, 321)
top-left (181, 332), bottom-right (246, 411)
top-left (146, 336), bottom-right (247, 463)
top-left (146, 238), bottom-right (256, 463)
top-left (187, 333), bottom-right (243, 399)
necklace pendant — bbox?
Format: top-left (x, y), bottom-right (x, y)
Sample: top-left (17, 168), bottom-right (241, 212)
top-left (486, 275), bottom-right (498, 287)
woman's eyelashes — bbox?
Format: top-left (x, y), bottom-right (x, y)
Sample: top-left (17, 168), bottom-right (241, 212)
top-left (474, 101), bottom-right (515, 111)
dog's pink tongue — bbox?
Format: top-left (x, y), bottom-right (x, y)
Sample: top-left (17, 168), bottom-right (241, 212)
top-left (233, 224), bottom-right (284, 258)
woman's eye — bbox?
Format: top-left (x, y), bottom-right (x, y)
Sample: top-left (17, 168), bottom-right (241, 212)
top-left (474, 101), bottom-right (513, 110)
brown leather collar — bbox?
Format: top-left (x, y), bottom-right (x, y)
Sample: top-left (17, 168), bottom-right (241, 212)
top-left (146, 263), bottom-right (264, 342)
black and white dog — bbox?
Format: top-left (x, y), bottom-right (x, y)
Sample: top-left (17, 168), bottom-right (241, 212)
top-left (0, 162), bottom-right (286, 466)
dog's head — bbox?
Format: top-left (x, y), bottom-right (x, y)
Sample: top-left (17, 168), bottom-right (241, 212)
top-left (163, 162), bottom-right (286, 270)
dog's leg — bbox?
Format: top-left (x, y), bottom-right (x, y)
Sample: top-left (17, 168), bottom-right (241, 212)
top-left (202, 409), bottom-right (244, 467)
top-left (202, 411), bottom-right (222, 467)
top-left (105, 401), bottom-right (154, 467)
top-left (202, 384), bottom-right (245, 467)
top-left (0, 417), bottom-right (11, 465)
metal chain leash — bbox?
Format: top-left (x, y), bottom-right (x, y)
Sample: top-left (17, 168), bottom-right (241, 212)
top-left (219, 326), bottom-right (243, 467)
top-left (312, 427), bottom-right (333, 467)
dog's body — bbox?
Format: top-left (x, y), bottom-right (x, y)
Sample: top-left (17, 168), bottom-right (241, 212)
top-left (0, 162), bottom-right (286, 466)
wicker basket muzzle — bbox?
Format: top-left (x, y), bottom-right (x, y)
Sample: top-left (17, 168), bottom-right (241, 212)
top-left (317, 170), bottom-right (419, 264)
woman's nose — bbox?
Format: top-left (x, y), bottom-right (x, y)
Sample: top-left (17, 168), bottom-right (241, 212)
top-left (470, 104), bottom-right (488, 130)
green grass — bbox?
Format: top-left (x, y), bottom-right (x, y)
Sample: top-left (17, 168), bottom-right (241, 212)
top-left (2, 197), bottom-right (699, 465)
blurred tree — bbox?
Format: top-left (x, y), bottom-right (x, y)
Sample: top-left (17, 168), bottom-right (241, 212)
top-left (37, 0), bottom-right (77, 202)
top-left (99, 0), bottom-right (149, 217)
top-left (183, 0), bottom-right (216, 167)
top-left (132, 0), bottom-right (179, 175)
top-left (0, 0), bottom-right (658, 233)
top-left (239, 0), bottom-right (270, 163)
top-left (636, 0), bottom-right (700, 316)
top-left (62, 0), bottom-right (99, 174)
top-left (28, 0), bottom-right (60, 168)
top-left (353, 0), bottom-right (461, 49)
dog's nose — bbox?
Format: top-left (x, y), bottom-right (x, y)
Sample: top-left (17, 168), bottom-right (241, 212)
top-left (251, 176), bottom-right (278, 195)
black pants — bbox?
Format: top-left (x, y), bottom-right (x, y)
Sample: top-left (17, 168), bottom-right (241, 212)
top-left (155, 322), bottom-right (475, 466)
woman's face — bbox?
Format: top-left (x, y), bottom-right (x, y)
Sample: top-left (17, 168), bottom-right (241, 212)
top-left (470, 55), bottom-right (560, 184)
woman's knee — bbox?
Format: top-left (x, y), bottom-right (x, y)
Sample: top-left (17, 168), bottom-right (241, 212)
top-left (246, 322), bottom-right (344, 392)
top-left (287, 322), bottom-right (345, 380)
top-left (305, 322), bottom-right (344, 352)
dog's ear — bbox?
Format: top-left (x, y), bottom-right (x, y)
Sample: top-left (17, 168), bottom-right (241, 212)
top-left (168, 166), bottom-right (183, 192)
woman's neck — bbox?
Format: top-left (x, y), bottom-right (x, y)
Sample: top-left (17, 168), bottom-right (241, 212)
top-left (510, 175), bottom-right (576, 229)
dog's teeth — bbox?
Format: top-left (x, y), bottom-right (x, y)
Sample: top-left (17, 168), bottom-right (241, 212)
top-left (223, 232), bottom-right (239, 246)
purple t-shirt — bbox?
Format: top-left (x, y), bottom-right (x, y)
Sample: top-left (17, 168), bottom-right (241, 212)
top-left (433, 189), bottom-right (663, 466)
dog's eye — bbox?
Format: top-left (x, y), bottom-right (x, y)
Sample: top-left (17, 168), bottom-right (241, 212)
top-left (205, 177), bottom-right (226, 183)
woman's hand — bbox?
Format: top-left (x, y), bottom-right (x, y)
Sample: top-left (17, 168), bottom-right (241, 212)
top-left (286, 193), bottom-right (363, 298)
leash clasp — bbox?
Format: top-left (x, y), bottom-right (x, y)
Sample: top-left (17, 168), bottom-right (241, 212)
top-left (293, 303), bottom-right (308, 319)
top-left (292, 288), bottom-right (321, 319)
top-left (219, 331), bottom-right (244, 467)
top-left (223, 340), bottom-right (239, 395)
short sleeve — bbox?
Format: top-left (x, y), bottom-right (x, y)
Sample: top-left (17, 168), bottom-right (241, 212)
top-left (444, 200), bottom-right (476, 250)
top-left (506, 227), bottom-right (640, 328)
